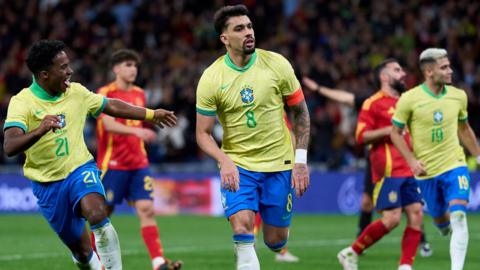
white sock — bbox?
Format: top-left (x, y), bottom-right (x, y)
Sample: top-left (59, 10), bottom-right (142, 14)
top-left (92, 220), bottom-right (122, 270)
top-left (152, 256), bottom-right (166, 269)
top-left (72, 252), bottom-right (102, 270)
top-left (235, 242), bottom-right (260, 270)
top-left (450, 210), bottom-right (468, 270)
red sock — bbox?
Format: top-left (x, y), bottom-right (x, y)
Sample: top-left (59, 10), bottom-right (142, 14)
top-left (141, 225), bottom-right (164, 259)
top-left (253, 213), bottom-right (262, 235)
top-left (352, 220), bottom-right (389, 255)
top-left (90, 231), bottom-right (97, 253)
top-left (400, 226), bottom-right (421, 265)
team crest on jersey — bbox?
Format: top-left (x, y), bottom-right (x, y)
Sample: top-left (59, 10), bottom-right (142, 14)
top-left (57, 113), bottom-right (66, 128)
top-left (388, 191), bottom-right (398, 203)
top-left (433, 110), bottom-right (443, 124)
top-left (240, 86), bottom-right (254, 104)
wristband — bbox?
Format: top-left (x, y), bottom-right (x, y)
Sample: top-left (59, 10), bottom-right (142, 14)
top-left (476, 155), bottom-right (480, 165)
top-left (145, 109), bottom-right (155, 121)
top-left (295, 149), bottom-right (307, 164)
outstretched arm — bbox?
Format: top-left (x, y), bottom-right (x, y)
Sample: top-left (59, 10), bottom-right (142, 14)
top-left (196, 113), bottom-right (239, 192)
top-left (458, 121), bottom-right (480, 157)
top-left (289, 99), bottom-right (310, 197)
top-left (103, 98), bottom-right (176, 128)
top-left (391, 125), bottom-right (426, 176)
top-left (101, 115), bottom-right (156, 143)
top-left (302, 77), bottom-right (355, 107)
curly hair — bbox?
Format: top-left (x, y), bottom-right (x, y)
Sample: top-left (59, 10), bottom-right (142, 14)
top-left (26, 39), bottom-right (66, 75)
top-left (213, 4), bottom-right (250, 35)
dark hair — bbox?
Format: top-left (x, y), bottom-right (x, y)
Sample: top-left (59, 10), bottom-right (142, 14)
top-left (110, 49), bottom-right (140, 67)
top-left (26, 40), bottom-right (65, 75)
top-left (373, 58), bottom-right (398, 89)
top-left (213, 4), bottom-right (250, 34)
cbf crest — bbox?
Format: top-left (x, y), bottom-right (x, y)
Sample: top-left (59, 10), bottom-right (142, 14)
top-left (433, 110), bottom-right (443, 125)
top-left (240, 86), bottom-right (254, 104)
top-left (57, 114), bottom-right (66, 128)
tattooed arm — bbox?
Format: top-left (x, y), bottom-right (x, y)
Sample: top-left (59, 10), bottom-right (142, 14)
top-left (289, 99), bottom-right (311, 197)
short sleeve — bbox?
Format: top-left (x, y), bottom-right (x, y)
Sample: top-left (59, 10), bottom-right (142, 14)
top-left (196, 72), bottom-right (217, 116)
top-left (277, 55), bottom-right (301, 97)
top-left (77, 84), bottom-right (107, 118)
top-left (4, 95), bottom-right (29, 133)
top-left (458, 91), bottom-right (468, 122)
top-left (355, 103), bottom-right (376, 144)
top-left (391, 94), bottom-right (411, 129)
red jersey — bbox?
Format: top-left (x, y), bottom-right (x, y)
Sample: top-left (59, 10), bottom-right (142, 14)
top-left (355, 91), bottom-right (412, 183)
top-left (96, 82), bottom-right (149, 171)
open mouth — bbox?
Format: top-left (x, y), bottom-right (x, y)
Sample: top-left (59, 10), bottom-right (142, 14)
top-left (245, 39), bottom-right (255, 47)
top-left (64, 77), bottom-right (71, 88)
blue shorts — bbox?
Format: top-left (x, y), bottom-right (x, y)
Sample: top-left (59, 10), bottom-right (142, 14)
top-left (31, 161), bottom-right (105, 245)
top-left (102, 167), bottom-right (153, 206)
top-left (221, 167), bottom-right (294, 227)
top-left (373, 176), bottom-right (422, 211)
top-left (417, 166), bottom-right (470, 218)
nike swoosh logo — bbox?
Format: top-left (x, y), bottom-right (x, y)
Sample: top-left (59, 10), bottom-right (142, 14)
top-left (220, 84), bottom-right (230, 90)
top-left (35, 109), bottom-right (45, 115)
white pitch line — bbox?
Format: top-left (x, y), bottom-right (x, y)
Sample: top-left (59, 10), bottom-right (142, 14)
top-left (0, 234), bottom-right (479, 262)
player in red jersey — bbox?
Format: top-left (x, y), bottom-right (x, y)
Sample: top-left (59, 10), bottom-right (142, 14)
top-left (302, 76), bottom-right (433, 257)
top-left (337, 59), bottom-right (424, 270)
top-left (253, 113), bottom-right (299, 263)
top-left (95, 49), bottom-right (182, 270)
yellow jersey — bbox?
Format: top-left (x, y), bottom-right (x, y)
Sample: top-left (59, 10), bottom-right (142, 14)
top-left (392, 83), bottom-right (468, 179)
top-left (4, 79), bottom-right (107, 182)
top-left (196, 49), bottom-right (301, 172)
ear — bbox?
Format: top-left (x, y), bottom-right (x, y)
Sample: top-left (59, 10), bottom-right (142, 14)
top-left (424, 64), bottom-right (434, 77)
top-left (112, 64), bottom-right (120, 75)
top-left (380, 70), bottom-right (388, 82)
top-left (220, 34), bottom-right (228, 46)
top-left (39, 70), bottom-right (49, 80)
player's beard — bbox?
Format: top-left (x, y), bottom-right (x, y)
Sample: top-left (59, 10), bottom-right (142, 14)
top-left (244, 46), bottom-right (255, 55)
top-left (243, 38), bottom-right (255, 55)
top-left (391, 79), bottom-right (406, 93)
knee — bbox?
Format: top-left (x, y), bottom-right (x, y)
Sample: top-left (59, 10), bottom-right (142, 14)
top-left (382, 215), bottom-right (401, 230)
top-left (408, 207), bottom-right (424, 228)
top-left (137, 204), bottom-right (155, 220)
top-left (85, 207), bottom-right (108, 226)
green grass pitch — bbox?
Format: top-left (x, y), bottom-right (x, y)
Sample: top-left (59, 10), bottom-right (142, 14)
top-left (0, 214), bottom-right (479, 269)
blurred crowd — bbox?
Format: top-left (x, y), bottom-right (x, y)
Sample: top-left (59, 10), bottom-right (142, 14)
top-left (1, 0), bottom-right (480, 168)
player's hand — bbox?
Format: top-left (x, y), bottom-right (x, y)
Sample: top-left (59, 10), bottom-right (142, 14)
top-left (35, 115), bottom-right (62, 135)
top-left (134, 128), bottom-right (157, 143)
top-left (292, 163), bottom-right (310, 197)
top-left (302, 77), bottom-right (320, 92)
top-left (219, 157), bottom-right (240, 192)
top-left (408, 159), bottom-right (427, 176)
top-left (149, 109), bottom-right (177, 128)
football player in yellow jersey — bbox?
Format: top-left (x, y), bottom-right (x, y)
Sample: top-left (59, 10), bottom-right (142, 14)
top-left (3, 40), bottom-right (176, 270)
top-left (196, 5), bottom-right (310, 270)
top-left (391, 48), bottom-right (480, 270)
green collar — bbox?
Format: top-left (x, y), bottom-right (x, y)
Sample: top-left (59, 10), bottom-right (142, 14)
top-left (421, 83), bottom-right (447, 99)
top-left (30, 76), bottom-right (63, 101)
top-left (224, 51), bottom-right (257, 72)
